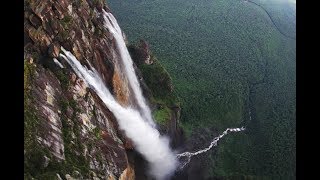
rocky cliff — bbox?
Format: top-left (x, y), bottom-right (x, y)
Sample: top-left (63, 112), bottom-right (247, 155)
top-left (128, 41), bottom-right (184, 149)
top-left (24, 0), bottom-right (183, 179)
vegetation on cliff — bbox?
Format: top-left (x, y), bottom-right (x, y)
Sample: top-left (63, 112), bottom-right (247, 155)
top-left (24, 0), bottom-right (134, 179)
top-left (128, 42), bottom-right (180, 127)
top-left (109, 0), bottom-right (296, 178)
top-left (24, 57), bottom-right (91, 179)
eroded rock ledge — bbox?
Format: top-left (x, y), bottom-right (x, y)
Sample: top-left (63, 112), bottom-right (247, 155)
top-left (24, 0), bottom-right (135, 179)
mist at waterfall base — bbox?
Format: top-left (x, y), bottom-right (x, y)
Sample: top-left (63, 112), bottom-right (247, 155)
top-left (59, 10), bottom-right (246, 179)
top-left (60, 48), bottom-right (177, 179)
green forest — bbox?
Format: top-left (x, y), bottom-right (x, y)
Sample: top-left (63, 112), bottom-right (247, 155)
top-left (108, 0), bottom-right (296, 179)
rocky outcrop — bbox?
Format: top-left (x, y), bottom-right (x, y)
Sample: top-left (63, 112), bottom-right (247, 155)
top-left (24, 0), bottom-right (184, 179)
top-left (128, 40), bottom-right (185, 148)
top-left (128, 40), bottom-right (153, 66)
top-left (24, 0), bottom-right (136, 179)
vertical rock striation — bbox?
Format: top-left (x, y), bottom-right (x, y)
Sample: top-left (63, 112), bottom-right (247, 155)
top-left (24, 0), bottom-right (183, 179)
top-left (24, 0), bottom-right (136, 179)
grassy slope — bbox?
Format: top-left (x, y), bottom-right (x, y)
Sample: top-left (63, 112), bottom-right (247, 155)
top-left (130, 48), bottom-right (180, 126)
top-left (108, 0), bottom-right (295, 178)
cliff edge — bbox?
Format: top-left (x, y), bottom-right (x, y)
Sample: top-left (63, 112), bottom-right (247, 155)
top-left (24, 0), bottom-right (183, 179)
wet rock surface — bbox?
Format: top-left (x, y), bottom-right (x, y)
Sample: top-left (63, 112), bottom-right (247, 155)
top-left (24, 0), bottom-right (136, 179)
top-left (25, 0), bottom-right (182, 179)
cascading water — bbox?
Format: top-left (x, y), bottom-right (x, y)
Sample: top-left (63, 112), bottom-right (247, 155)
top-left (102, 10), bottom-right (155, 127)
top-left (176, 127), bottom-right (245, 170)
top-left (60, 47), bottom-right (177, 180)
top-left (58, 10), bottom-right (247, 179)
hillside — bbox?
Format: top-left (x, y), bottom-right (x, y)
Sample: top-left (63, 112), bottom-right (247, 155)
top-left (108, 0), bottom-right (296, 178)
top-left (24, 0), bottom-right (182, 179)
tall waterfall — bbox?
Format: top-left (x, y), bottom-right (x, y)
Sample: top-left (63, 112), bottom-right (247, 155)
top-left (60, 47), bottom-right (177, 180)
top-left (102, 10), bottom-right (155, 127)
top-left (59, 10), bottom-right (247, 178)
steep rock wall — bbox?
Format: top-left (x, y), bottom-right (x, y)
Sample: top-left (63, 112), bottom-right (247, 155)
top-left (128, 41), bottom-right (185, 149)
top-left (24, 0), bottom-right (135, 179)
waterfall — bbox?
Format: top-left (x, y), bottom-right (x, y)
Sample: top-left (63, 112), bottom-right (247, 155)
top-left (59, 10), bottom-right (247, 178)
top-left (176, 127), bottom-right (245, 170)
top-left (102, 10), bottom-right (155, 127)
top-left (60, 47), bottom-right (177, 180)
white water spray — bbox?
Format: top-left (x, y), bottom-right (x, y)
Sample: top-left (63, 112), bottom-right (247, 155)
top-left (102, 10), bottom-right (155, 127)
top-left (60, 41), bottom-right (246, 178)
top-left (176, 127), bottom-right (245, 170)
top-left (59, 10), bottom-right (247, 178)
top-left (60, 47), bottom-right (177, 180)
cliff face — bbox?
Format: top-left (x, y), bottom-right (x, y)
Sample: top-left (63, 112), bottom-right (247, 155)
top-left (128, 41), bottom-right (185, 149)
top-left (24, 0), bottom-right (136, 179)
top-left (24, 0), bottom-right (183, 179)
